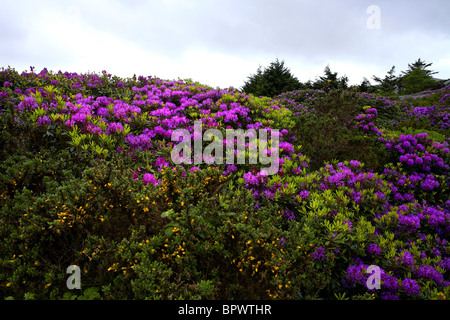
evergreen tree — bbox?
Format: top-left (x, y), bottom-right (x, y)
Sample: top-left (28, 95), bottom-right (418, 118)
top-left (401, 58), bottom-right (437, 77)
top-left (399, 68), bottom-right (437, 94)
top-left (241, 65), bottom-right (264, 96)
top-left (357, 77), bottom-right (375, 93)
top-left (241, 59), bottom-right (303, 97)
top-left (304, 79), bottom-right (314, 89)
top-left (313, 65), bottom-right (348, 90)
top-left (398, 58), bottom-right (443, 94)
top-left (372, 66), bottom-right (398, 94)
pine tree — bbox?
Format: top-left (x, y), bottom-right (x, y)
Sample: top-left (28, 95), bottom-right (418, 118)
top-left (313, 65), bottom-right (348, 90)
top-left (241, 59), bottom-right (303, 97)
top-left (402, 58), bottom-right (437, 77)
top-left (241, 65), bottom-right (264, 96)
top-left (358, 77), bottom-right (374, 93)
top-left (398, 58), bottom-right (443, 94)
top-left (372, 66), bottom-right (398, 94)
top-left (400, 68), bottom-right (436, 94)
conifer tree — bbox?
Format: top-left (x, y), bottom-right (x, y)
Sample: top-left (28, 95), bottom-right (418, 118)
top-left (372, 65), bottom-right (398, 94)
top-left (399, 58), bottom-right (442, 94)
top-left (241, 59), bottom-right (302, 97)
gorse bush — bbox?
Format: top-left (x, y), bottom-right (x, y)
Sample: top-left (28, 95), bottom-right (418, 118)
top-left (0, 66), bottom-right (449, 300)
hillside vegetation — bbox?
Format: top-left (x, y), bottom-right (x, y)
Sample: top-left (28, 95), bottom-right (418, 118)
top-left (0, 67), bottom-right (449, 300)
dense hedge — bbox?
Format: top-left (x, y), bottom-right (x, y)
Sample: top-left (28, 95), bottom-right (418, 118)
top-left (0, 67), bottom-right (449, 300)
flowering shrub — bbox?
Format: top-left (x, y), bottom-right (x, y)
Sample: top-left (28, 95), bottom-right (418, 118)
top-left (283, 89), bottom-right (391, 171)
top-left (0, 66), bottom-right (449, 300)
top-left (378, 132), bottom-right (449, 208)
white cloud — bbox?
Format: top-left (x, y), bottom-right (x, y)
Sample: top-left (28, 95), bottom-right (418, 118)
top-left (1, 0), bottom-right (449, 88)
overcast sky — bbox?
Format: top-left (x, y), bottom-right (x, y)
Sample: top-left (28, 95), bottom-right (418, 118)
top-left (1, 0), bottom-right (449, 89)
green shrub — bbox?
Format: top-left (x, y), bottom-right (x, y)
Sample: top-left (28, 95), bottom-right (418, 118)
top-left (290, 90), bottom-right (389, 171)
top-left (1, 67), bottom-right (448, 301)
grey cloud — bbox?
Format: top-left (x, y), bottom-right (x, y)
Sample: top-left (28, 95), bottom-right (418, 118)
top-left (0, 0), bottom-right (449, 86)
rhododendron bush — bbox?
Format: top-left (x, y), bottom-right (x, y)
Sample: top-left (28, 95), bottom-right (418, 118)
top-left (0, 67), bottom-right (448, 300)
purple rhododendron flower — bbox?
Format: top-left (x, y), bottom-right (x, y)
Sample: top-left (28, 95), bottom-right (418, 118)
top-left (142, 173), bottom-right (161, 186)
top-left (402, 278), bottom-right (420, 296)
top-left (106, 122), bottom-right (124, 134)
top-left (366, 243), bottom-right (381, 255)
top-left (223, 164), bottom-right (237, 176)
top-left (243, 171), bottom-right (267, 186)
top-left (342, 264), bottom-right (367, 288)
top-left (312, 247), bottom-right (326, 261)
top-left (36, 115), bottom-right (51, 126)
top-left (438, 258), bottom-right (450, 271)
top-left (381, 273), bottom-right (399, 292)
top-left (398, 250), bottom-right (414, 267)
top-left (299, 190), bottom-right (310, 200)
top-left (398, 214), bottom-right (420, 232)
top-left (349, 160), bottom-right (360, 168)
top-left (283, 209), bottom-right (295, 221)
top-left (155, 157), bottom-right (170, 169)
top-left (416, 265), bottom-right (444, 284)
top-left (381, 292), bottom-right (400, 300)
top-left (343, 220), bottom-right (352, 231)
top-left (16, 96), bottom-right (39, 111)
top-left (406, 159), bottom-right (415, 166)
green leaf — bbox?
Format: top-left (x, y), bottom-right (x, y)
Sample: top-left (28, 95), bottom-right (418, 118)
top-left (161, 209), bottom-right (175, 219)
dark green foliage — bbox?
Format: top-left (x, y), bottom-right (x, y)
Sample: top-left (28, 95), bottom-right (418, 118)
top-left (357, 78), bottom-right (376, 93)
top-left (241, 59), bottom-right (303, 97)
top-left (399, 68), bottom-right (439, 95)
top-left (241, 65), bottom-right (264, 96)
top-left (401, 58), bottom-right (438, 77)
top-left (372, 59), bottom-right (446, 96)
top-left (289, 90), bottom-right (389, 171)
top-left (311, 65), bottom-right (349, 91)
top-left (372, 66), bottom-right (398, 95)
